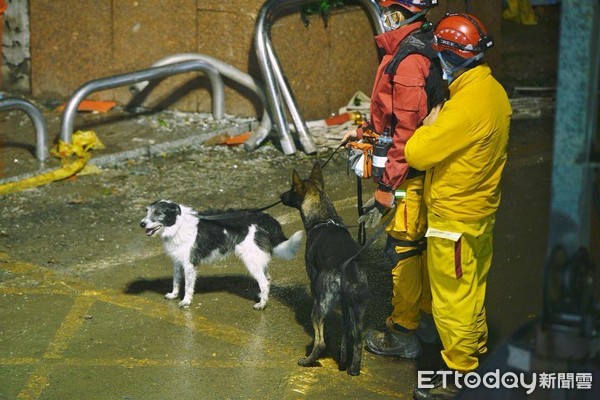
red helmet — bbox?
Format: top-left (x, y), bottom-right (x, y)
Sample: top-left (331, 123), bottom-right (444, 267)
top-left (433, 13), bottom-right (494, 57)
top-left (380, 0), bottom-right (438, 13)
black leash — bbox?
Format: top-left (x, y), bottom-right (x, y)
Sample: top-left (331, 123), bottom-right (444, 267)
top-left (356, 175), bottom-right (366, 245)
top-left (321, 140), bottom-right (348, 169)
top-left (199, 138), bottom-right (392, 268)
top-left (197, 200), bottom-right (281, 221)
top-left (199, 141), bottom-right (348, 221)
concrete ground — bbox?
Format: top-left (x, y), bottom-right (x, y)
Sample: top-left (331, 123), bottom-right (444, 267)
top-left (0, 9), bottom-right (573, 400)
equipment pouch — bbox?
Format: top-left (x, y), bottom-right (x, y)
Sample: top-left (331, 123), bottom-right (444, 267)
top-left (347, 128), bottom-right (379, 179)
top-left (347, 142), bottom-right (373, 179)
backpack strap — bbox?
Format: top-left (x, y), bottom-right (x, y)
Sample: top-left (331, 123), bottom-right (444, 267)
top-left (385, 24), bottom-right (447, 113)
top-left (384, 26), bottom-right (437, 77)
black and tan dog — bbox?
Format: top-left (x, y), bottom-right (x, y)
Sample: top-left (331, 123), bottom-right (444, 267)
top-left (280, 162), bottom-right (369, 376)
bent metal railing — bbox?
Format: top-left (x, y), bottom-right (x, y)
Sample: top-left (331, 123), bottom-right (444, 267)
top-left (0, 97), bottom-right (49, 161)
top-left (129, 53), bottom-right (272, 152)
top-left (254, 0), bottom-right (384, 154)
top-left (60, 60), bottom-right (224, 144)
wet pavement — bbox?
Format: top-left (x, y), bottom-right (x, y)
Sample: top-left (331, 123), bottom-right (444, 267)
top-left (0, 100), bottom-right (555, 399)
top-left (0, 10), bottom-right (562, 400)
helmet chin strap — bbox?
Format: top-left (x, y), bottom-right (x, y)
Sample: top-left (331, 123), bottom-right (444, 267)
top-left (437, 51), bottom-right (484, 83)
top-left (381, 9), bottom-right (427, 32)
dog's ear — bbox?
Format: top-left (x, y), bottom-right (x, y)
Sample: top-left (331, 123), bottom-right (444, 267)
top-left (172, 203), bottom-right (182, 216)
top-left (309, 162), bottom-right (324, 189)
top-left (160, 201), bottom-right (181, 216)
top-left (292, 169), bottom-right (303, 189)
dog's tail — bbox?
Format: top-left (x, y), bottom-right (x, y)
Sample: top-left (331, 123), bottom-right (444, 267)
top-left (273, 230), bottom-right (303, 259)
top-left (342, 260), bottom-right (369, 306)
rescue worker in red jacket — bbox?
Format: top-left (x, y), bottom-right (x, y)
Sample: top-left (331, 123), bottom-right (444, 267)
top-left (343, 0), bottom-right (446, 358)
top-left (406, 13), bottom-right (511, 399)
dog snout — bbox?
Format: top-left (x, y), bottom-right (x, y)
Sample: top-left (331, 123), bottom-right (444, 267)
top-left (140, 220), bottom-right (146, 228)
top-left (280, 190), bottom-right (295, 207)
top-left (280, 191), bottom-right (289, 204)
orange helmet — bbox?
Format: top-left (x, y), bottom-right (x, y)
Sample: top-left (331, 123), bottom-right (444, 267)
top-left (433, 13), bottom-right (494, 57)
top-left (380, 0), bottom-right (438, 14)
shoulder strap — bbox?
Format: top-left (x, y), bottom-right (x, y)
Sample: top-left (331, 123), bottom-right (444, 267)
top-left (384, 27), bottom-right (437, 77)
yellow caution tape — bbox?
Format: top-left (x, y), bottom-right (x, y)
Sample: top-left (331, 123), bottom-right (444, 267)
top-left (0, 130), bottom-right (105, 195)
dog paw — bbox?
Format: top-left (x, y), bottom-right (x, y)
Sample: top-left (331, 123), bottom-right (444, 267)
top-left (165, 292), bottom-right (178, 300)
top-left (347, 368), bottom-right (360, 376)
top-left (298, 357), bottom-right (319, 367)
top-left (253, 301), bottom-right (267, 310)
top-left (178, 299), bottom-right (191, 308)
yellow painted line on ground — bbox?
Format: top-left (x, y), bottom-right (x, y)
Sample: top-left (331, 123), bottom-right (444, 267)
top-left (0, 259), bottom-right (54, 281)
top-left (16, 365), bottom-right (51, 400)
top-left (1, 253), bottom-right (298, 356)
top-left (16, 296), bottom-right (96, 400)
top-left (44, 296), bottom-right (96, 359)
top-left (282, 359), bottom-right (406, 399)
top-left (1, 253), bottom-right (297, 355)
top-left (94, 290), bottom-right (298, 357)
top-left (0, 357), bottom-right (41, 365)
top-left (0, 286), bottom-right (73, 296)
top-left (0, 356), bottom-right (289, 369)
top-left (1, 250), bottom-right (404, 399)
top-left (284, 360), bottom-right (327, 397)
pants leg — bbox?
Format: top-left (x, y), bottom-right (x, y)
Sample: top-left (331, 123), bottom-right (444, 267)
top-left (390, 249), bottom-right (428, 330)
top-left (426, 212), bottom-right (495, 372)
top-left (386, 176), bottom-right (430, 330)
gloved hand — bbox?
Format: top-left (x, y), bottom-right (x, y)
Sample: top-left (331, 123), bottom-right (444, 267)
top-left (374, 187), bottom-right (395, 208)
top-left (358, 189), bottom-right (395, 229)
top-left (342, 123), bottom-right (369, 146)
top-left (341, 128), bottom-right (358, 145)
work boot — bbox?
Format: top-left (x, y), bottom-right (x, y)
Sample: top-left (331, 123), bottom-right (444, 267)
top-left (364, 321), bottom-right (421, 358)
top-left (413, 373), bottom-right (460, 400)
top-left (416, 312), bottom-right (441, 344)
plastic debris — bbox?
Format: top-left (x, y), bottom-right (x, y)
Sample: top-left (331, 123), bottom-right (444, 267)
top-left (224, 132), bottom-right (252, 146)
top-left (0, 130), bottom-right (105, 195)
top-left (57, 100), bottom-right (117, 113)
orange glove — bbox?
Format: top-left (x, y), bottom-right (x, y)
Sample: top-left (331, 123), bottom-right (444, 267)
top-left (374, 187), bottom-right (395, 209)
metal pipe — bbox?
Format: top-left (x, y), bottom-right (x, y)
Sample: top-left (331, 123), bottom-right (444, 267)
top-left (60, 60), bottom-right (224, 144)
top-left (255, 0), bottom-right (297, 154)
top-left (254, 0), bottom-right (384, 154)
top-left (265, 37), bottom-right (316, 153)
top-left (0, 97), bottom-right (48, 161)
top-left (130, 53), bottom-right (272, 151)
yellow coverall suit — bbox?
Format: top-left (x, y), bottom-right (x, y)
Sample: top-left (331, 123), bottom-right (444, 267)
top-left (405, 64), bottom-right (512, 372)
top-left (365, 22), bottom-right (446, 333)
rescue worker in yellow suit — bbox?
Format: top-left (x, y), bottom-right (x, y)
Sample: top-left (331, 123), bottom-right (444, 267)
top-left (343, 0), bottom-right (447, 359)
top-left (406, 13), bottom-right (511, 400)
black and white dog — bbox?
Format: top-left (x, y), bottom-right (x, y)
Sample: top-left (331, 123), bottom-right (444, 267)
top-left (140, 199), bottom-right (303, 309)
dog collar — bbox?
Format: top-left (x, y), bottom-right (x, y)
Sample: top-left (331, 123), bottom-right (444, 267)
top-left (309, 219), bottom-right (346, 233)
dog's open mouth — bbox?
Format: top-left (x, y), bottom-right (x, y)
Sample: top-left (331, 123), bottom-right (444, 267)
top-left (145, 226), bottom-right (161, 236)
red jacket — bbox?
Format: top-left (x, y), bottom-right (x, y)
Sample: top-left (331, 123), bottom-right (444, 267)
top-left (361, 22), bottom-right (442, 190)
